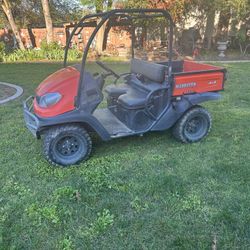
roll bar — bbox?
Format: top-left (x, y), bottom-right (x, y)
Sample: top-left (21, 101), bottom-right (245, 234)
top-left (63, 9), bottom-right (174, 109)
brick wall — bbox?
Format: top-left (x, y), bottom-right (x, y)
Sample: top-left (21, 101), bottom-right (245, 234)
top-left (0, 27), bottom-right (131, 50)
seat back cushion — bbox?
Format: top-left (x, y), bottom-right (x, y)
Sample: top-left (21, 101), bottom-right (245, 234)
top-left (130, 58), bottom-right (166, 83)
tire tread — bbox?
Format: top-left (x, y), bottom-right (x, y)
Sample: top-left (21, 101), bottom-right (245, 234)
top-left (43, 125), bottom-right (92, 167)
top-left (172, 106), bottom-right (212, 143)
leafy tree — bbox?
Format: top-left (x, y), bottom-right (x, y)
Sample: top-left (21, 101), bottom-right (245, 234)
top-left (123, 0), bottom-right (250, 50)
top-left (0, 0), bottom-right (25, 49)
top-left (192, 0), bottom-right (250, 48)
top-left (121, 0), bottom-right (190, 50)
top-left (1, 0), bottom-right (83, 48)
top-left (51, 0), bottom-right (83, 23)
top-left (124, 0), bottom-right (191, 22)
top-left (0, 9), bottom-right (7, 28)
top-left (1, 0), bottom-right (83, 29)
top-left (81, 0), bottom-right (113, 13)
top-left (188, 0), bottom-right (219, 49)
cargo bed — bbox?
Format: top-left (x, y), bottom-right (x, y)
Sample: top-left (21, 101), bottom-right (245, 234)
top-left (160, 60), bottom-right (227, 96)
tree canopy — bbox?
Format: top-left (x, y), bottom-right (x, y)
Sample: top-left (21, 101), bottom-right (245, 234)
top-left (0, 0), bottom-right (83, 29)
top-left (80, 0), bottom-right (113, 13)
top-left (0, 0), bottom-right (249, 51)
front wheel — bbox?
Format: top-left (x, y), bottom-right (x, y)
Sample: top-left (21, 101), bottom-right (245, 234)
top-left (172, 106), bottom-right (212, 143)
top-left (43, 125), bottom-right (92, 167)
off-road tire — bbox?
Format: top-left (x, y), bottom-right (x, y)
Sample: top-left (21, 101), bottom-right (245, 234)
top-left (172, 106), bottom-right (212, 143)
top-left (43, 125), bottom-right (92, 167)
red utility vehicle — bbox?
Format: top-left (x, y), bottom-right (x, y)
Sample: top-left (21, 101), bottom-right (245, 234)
top-left (23, 9), bottom-right (227, 166)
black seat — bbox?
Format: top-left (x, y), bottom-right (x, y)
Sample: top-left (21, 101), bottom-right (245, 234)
top-left (130, 58), bottom-right (166, 83)
top-left (104, 58), bottom-right (166, 97)
top-left (117, 59), bottom-right (167, 109)
top-left (105, 84), bottom-right (129, 98)
top-left (118, 88), bottom-right (147, 109)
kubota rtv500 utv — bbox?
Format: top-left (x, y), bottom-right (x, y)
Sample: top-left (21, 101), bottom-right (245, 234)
top-left (23, 9), bottom-right (227, 166)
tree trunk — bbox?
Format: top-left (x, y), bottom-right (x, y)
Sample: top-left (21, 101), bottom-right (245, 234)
top-left (160, 22), bottom-right (167, 46)
top-left (41, 0), bottom-right (53, 44)
top-left (204, 10), bottom-right (216, 50)
top-left (141, 26), bottom-right (147, 48)
top-left (103, 24), bottom-right (111, 51)
top-left (94, 0), bottom-right (112, 54)
top-left (1, 0), bottom-right (25, 50)
top-left (27, 25), bottom-right (36, 48)
top-left (96, 21), bottom-right (106, 55)
top-left (216, 8), bottom-right (231, 40)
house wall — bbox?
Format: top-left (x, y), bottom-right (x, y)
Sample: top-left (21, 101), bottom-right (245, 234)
top-left (0, 26), bottom-right (131, 50)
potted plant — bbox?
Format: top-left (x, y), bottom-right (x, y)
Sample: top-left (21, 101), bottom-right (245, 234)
top-left (217, 36), bottom-right (229, 57)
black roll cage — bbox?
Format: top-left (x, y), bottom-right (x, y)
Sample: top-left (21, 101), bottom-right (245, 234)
top-left (63, 9), bottom-right (174, 109)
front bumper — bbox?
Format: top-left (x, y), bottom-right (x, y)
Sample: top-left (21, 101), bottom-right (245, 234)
top-left (23, 96), bottom-right (40, 137)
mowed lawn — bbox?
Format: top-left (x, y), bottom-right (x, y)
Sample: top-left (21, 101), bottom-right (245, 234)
top-left (0, 62), bottom-right (250, 249)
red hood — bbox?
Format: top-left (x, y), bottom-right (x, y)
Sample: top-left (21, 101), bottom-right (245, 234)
top-left (34, 66), bottom-right (80, 118)
top-left (36, 66), bottom-right (80, 96)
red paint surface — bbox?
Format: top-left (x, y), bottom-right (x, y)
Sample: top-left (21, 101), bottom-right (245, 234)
top-left (173, 61), bottom-right (225, 96)
top-left (183, 60), bottom-right (220, 72)
top-left (34, 66), bottom-right (79, 117)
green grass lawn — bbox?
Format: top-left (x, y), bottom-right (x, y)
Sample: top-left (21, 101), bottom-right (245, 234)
top-left (0, 62), bottom-right (250, 249)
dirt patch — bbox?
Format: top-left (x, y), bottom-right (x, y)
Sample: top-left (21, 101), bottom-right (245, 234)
top-left (0, 82), bottom-right (23, 104)
top-left (0, 84), bottom-right (17, 101)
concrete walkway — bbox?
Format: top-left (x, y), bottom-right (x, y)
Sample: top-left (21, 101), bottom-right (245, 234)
top-left (0, 82), bottom-right (23, 104)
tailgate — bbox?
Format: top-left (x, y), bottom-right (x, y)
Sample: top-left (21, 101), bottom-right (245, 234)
top-left (173, 71), bottom-right (225, 96)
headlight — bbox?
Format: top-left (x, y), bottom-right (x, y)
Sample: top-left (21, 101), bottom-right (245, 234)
top-left (37, 92), bottom-right (62, 108)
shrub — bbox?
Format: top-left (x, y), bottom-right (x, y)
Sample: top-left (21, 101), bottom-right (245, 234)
top-left (40, 40), bottom-right (61, 51)
top-left (4, 49), bottom-right (43, 62)
top-left (0, 41), bottom-right (6, 62)
top-left (1, 41), bottom-right (82, 62)
top-left (67, 45), bottom-right (82, 61)
top-left (40, 40), bottom-right (64, 60)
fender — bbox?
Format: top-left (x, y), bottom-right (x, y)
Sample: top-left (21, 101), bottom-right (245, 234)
top-left (184, 92), bottom-right (222, 106)
top-left (151, 92), bottom-right (221, 131)
top-left (37, 109), bottom-right (111, 141)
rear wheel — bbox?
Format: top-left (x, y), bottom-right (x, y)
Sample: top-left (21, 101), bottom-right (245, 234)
top-left (43, 125), bottom-right (92, 167)
top-left (172, 106), bottom-right (212, 143)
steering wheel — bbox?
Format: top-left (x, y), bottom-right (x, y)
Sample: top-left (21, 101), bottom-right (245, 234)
top-left (96, 61), bottom-right (120, 79)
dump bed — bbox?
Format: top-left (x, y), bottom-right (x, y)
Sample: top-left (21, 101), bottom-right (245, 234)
top-left (171, 60), bottom-right (226, 96)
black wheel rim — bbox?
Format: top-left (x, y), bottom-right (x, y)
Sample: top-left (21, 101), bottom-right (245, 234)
top-left (52, 134), bottom-right (87, 163)
top-left (184, 115), bottom-right (208, 140)
top-left (56, 136), bottom-right (81, 156)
